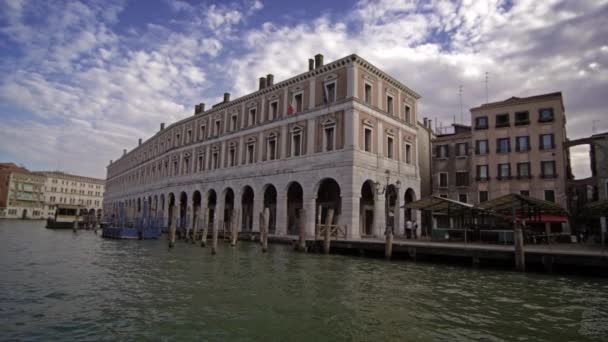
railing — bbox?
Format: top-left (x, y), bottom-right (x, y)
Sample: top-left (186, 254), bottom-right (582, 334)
top-left (315, 224), bottom-right (347, 240)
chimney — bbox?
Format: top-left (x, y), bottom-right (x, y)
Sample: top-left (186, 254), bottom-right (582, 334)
top-left (224, 92), bottom-right (230, 103)
top-left (110, 160), bottom-right (113, 165)
top-left (308, 58), bottom-right (314, 71)
top-left (194, 103), bottom-right (205, 115)
top-left (123, 149), bottom-right (127, 156)
top-left (314, 54), bottom-right (324, 69)
top-left (423, 118), bottom-right (428, 127)
top-left (427, 119), bottom-right (432, 130)
top-left (160, 123), bottom-right (165, 131)
top-left (138, 138), bottom-right (142, 146)
top-left (259, 77), bottom-right (267, 90)
top-left (266, 74), bottom-right (274, 86)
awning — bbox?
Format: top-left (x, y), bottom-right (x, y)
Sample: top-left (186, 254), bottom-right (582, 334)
top-left (583, 200), bottom-right (608, 217)
top-left (519, 213), bottom-right (568, 223)
top-left (404, 195), bottom-right (481, 214)
top-left (477, 193), bottom-right (568, 216)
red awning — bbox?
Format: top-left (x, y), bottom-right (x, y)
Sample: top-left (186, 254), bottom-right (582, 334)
top-left (519, 213), bottom-right (568, 223)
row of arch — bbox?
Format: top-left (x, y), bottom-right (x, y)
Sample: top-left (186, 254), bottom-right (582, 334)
top-left (106, 178), bottom-right (417, 237)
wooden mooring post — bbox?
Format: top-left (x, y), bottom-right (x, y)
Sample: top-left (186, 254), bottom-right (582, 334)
top-left (72, 215), bottom-right (79, 232)
top-left (230, 210), bottom-right (239, 247)
top-left (169, 207), bottom-right (177, 249)
top-left (261, 208), bottom-right (269, 253)
top-left (192, 207), bottom-right (201, 244)
top-left (201, 208), bottom-right (209, 247)
top-left (211, 220), bottom-right (218, 255)
top-left (297, 209), bottom-right (307, 252)
top-left (323, 209), bottom-right (334, 255)
top-left (385, 228), bottom-right (393, 260)
top-left (514, 226), bottom-right (525, 272)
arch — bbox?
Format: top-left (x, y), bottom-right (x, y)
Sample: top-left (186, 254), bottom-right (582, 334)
top-left (287, 182), bottom-right (303, 235)
top-left (137, 197), bottom-right (141, 214)
top-left (316, 178), bottom-right (341, 225)
top-left (223, 188), bottom-right (235, 229)
top-left (168, 192), bottom-right (175, 227)
top-left (404, 188), bottom-right (416, 222)
top-left (153, 195), bottom-right (158, 217)
top-left (179, 192), bottom-right (188, 229)
top-left (192, 190), bottom-right (202, 229)
top-left (241, 186), bottom-right (254, 232)
top-left (360, 180), bottom-right (375, 236)
top-left (386, 184), bottom-right (398, 232)
top-left (263, 184), bottom-right (277, 234)
top-left (207, 189), bottom-right (217, 227)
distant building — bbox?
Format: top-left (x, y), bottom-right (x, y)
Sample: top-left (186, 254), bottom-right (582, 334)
top-left (0, 163), bottom-right (46, 219)
top-left (432, 124), bottom-right (472, 203)
top-left (417, 118), bottom-right (435, 199)
top-left (34, 171), bottom-right (105, 219)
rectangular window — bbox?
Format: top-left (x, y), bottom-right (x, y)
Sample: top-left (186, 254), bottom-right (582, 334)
top-left (405, 105), bottom-right (411, 123)
top-left (269, 101), bottom-right (278, 121)
top-left (247, 144), bottom-right (255, 164)
top-left (517, 162), bottom-right (531, 178)
top-left (456, 172), bottom-right (469, 187)
top-left (212, 152), bottom-right (219, 169)
top-left (479, 191), bottom-right (489, 203)
top-left (539, 108), bottom-right (554, 122)
top-left (540, 134), bottom-right (555, 150)
top-left (198, 155), bottom-right (204, 171)
top-left (249, 108), bottom-right (257, 127)
top-left (214, 120), bottom-right (221, 136)
top-left (541, 161), bottom-right (556, 178)
top-left (364, 83), bottom-right (372, 104)
top-left (516, 136), bottom-right (530, 152)
top-left (496, 113), bottom-right (510, 127)
top-left (187, 129), bottom-right (192, 143)
top-left (229, 148), bottom-right (236, 166)
top-left (292, 133), bottom-right (302, 157)
top-left (475, 116), bottom-right (488, 129)
top-left (477, 165), bottom-right (489, 180)
top-left (405, 144), bottom-right (412, 164)
top-left (498, 163), bottom-right (510, 179)
top-left (456, 143), bottom-right (468, 157)
top-left (496, 138), bottom-right (510, 153)
top-left (387, 95), bottom-right (393, 115)
top-left (364, 128), bottom-right (372, 152)
top-left (439, 172), bottom-right (448, 188)
top-left (387, 136), bottom-right (394, 159)
top-left (175, 134), bottom-right (180, 147)
top-left (230, 115), bottom-right (237, 132)
top-left (200, 125), bottom-right (206, 140)
top-left (436, 145), bottom-right (449, 158)
top-left (458, 194), bottom-right (468, 203)
top-left (515, 111), bottom-right (530, 125)
top-left (476, 140), bottom-right (488, 155)
top-left (520, 190), bottom-right (530, 197)
top-left (544, 190), bottom-right (555, 202)
top-left (324, 82), bottom-right (336, 104)
top-left (295, 93), bottom-right (303, 112)
top-left (268, 139), bottom-right (277, 161)
top-left (324, 126), bottom-right (335, 151)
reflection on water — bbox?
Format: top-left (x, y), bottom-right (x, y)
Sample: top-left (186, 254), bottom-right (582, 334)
top-left (1, 219), bottom-right (607, 341)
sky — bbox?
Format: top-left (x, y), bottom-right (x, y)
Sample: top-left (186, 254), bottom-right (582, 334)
top-left (0, 0), bottom-right (607, 179)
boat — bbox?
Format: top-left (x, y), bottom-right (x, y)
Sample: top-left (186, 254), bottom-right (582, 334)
top-left (101, 200), bottom-right (162, 240)
top-left (46, 205), bottom-right (85, 229)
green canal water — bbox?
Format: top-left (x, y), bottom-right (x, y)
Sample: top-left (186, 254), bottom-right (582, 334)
top-left (1, 220), bottom-right (607, 341)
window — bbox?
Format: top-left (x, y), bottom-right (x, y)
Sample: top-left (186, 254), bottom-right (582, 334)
top-left (479, 191), bottom-right (488, 203)
top-left (456, 172), bottom-right (469, 187)
top-left (292, 130), bottom-right (302, 157)
top-left (405, 144), bottom-right (412, 164)
top-left (456, 143), bottom-right (468, 157)
top-left (459, 194), bottom-right (468, 203)
top-left (267, 138), bottom-right (277, 161)
top-left (439, 173), bottom-right (448, 188)
top-left (516, 136), bottom-right (530, 152)
top-left (212, 152), bottom-right (220, 169)
top-left (520, 190), bottom-right (530, 197)
top-left (436, 145), bottom-right (449, 158)
top-left (364, 83), bottom-right (372, 104)
top-left (515, 111), bottom-right (529, 125)
top-left (364, 128), bottom-right (372, 152)
top-left (539, 134), bottom-right (555, 150)
top-left (294, 93), bottom-right (303, 113)
top-left (230, 115), bottom-right (237, 131)
top-left (175, 134), bottom-right (180, 147)
top-left (541, 161), bottom-right (556, 178)
top-left (387, 95), bottom-right (394, 115)
top-left (214, 120), bottom-right (221, 136)
top-left (187, 129), bottom-right (192, 143)
top-left (477, 165), bottom-right (489, 180)
top-left (173, 161), bottom-right (178, 175)
top-left (544, 190), bottom-right (555, 202)
top-left (405, 105), bottom-right (411, 123)
top-left (496, 138), bottom-right (510, 153)
top-left (248, 108), bottom-right (257, 127)
top-left (269, 101), bottom-right (278, 121)
top-left (498, 163), bottom-right (510, 179)
top-left (517, 162), bottom-right (531, 179)
top-left (247, 144), bottom-right (255, 164)
top-left (200, 125), bottom-right (206, 140)
top-left (495, 113), bottom-right (509, 127)
top-left (324, 126), bottom-right (335, 151)
top-left (539, 108), bottom-right (554, 122)
top-left (229, 148), bottom-right (236, 166)
top-left (475, 116), bottom-right (488, 129)
top-left (387, 136), bottom-right (394, 159)
top-left (183, 157), bottom-right (190, 174)
top-left (324, 82), bottom-right (336, 104)
top-left (476, 140), bottom-right (489, 155)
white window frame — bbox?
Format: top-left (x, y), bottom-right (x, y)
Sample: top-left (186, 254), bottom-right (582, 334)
top-left (387, 135), bottom-right (394, 159)
top-left (267, 136), bottom-right (277, 161)
top-left (364, 82), bottom-right (373, 104)
top-left (269, 100), bottom-right (278, 121)
top-left (291, 127), bottom-right (303, 157)
top-left (322, 120), bottom-right (336, 152)
top-left (229, 147), bottom-right (237, 167)
top-left (230, 114), bottom-right (238, 132)
top-left (405, 143), bottom-right (412, 164)
top-left (200, 125), bottom-right (206, 140)
top-left (293, 91), bottom-right (303, 113)
top-left (248, 108), bottom-right (257, 127)
top-left (387, 95), bottom-right (394, 115)
top-left (405, 105), bottom-right (411, 123)
top-left (324, 81), bottom-right (337, 104)
top-left (214, 120), bottom-right (221, 137)
top-left (364, 127), bottom-right (373, 152)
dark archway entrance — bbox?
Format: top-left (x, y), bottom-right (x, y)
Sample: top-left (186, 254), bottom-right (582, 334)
top-left (193, 190), bottom-right (201, 229)
top-left (386, 184), bottom-right (398, 233)
top-left (168, 193), bottom-right (175, 227)
top-left (360, 180), bottom-right (375, 236)
top-left (179, 192), bottom-right (188, 229)
top-left (316, 178), bottom-right (341, 225)
top-left (207, 190), bottom-right (217, 228)
top-left (287, 182), bottom-right (303, 235)
top-left (241, 186), bottom-right (254, 232)
top-left (223, 188), bottom-right (234, 230)
top-left (404, 188), bottom-right (416, 221)
top-left (263, 185), bottom-right (277, 234)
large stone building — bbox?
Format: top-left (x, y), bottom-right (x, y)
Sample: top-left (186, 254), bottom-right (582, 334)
top-left (104, 54), bottom-right (422, 238)
top-left (0, 163), bottom-right (46, 219)
top-left (432, 92), bottom-right (569, 209)
top-left (35, 171), bottom-right (105, 219)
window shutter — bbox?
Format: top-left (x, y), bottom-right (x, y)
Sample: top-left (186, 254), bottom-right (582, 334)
top-left (445, 145), bottom-right (450, 157)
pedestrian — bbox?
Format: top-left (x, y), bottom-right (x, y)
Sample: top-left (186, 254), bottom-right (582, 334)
top-left (413, 220), bottom-right (418, 240)
top-left (406, 219), bottom-right (412, 239)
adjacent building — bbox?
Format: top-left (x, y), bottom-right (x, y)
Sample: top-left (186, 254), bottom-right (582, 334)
top-left (0, 163), bottom-right (46, 219)
top-left (432, 124), bottom-right (472, 203)
top-left (35, 171), bottom-right (105, 219)
top-left (104, 53), bottom-right (422, 239)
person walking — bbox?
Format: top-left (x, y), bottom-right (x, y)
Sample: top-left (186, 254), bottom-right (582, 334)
top-left (406, 219), bottom-right (412, 239)
top-left (413, 220), bottom-right (419, 240)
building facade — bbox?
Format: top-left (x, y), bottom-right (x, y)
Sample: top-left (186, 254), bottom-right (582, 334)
top-left (432, 124), bottom-right (472, 203)
top-left (104, 54), bottom-right (422, 239)
top-left (35, 171), bottom-right (105, 219)
top-left (0, 163), bottom-right (46, 219)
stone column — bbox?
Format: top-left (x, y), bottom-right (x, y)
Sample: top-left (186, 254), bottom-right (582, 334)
top-left (283, 88), bottom-right (289, 116)
top-left (307, 118), bottom-right (315, 154)
top-left (275, 191), bottom-right (287, 235)
top-left (374, 182), bottom-right (386, 238)
top-left (309, 78), bottom-right (316, 109)
top-left (280, 124), bottom-right (287, 159)
top-left (340, 193), bottom-right (360, 240)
